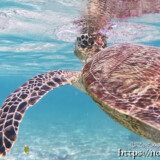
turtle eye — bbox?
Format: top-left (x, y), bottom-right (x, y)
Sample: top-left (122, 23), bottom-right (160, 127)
top-left (88, 38), bottom-right (94, 46)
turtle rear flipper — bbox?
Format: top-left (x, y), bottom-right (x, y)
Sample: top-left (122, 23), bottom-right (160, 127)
top-left (0, 70), bottom-right (80, 157)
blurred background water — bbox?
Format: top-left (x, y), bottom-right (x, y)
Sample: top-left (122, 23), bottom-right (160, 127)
top-left (0, 0), bottom-right (160, 160)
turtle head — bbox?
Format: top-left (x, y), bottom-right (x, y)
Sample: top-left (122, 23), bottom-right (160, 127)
top-left (74, 32), bottom-right (107, 63)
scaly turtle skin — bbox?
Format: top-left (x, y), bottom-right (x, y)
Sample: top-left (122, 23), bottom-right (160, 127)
top-left (0, 32), bottom-right (160, 157)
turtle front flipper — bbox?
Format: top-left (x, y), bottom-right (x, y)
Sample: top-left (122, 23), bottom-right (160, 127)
top-left (0, 70), bottom-right (80, 157)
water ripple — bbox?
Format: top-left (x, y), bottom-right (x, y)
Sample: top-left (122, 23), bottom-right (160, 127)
top-left (0, 0), bottom-right (159, 76)
top-left (0, 0), bottom-right (84, 75)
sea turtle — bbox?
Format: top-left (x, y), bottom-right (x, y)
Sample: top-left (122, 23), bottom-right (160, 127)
top-left (0, 31), bottom-right (160, 157)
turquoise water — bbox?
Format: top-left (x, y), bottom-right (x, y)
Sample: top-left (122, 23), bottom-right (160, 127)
top-left (0, 0), bottom-right (160, 160)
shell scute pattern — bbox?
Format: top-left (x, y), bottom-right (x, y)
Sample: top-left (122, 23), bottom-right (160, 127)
top-left (83, 43), bottom-right (160, 130)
